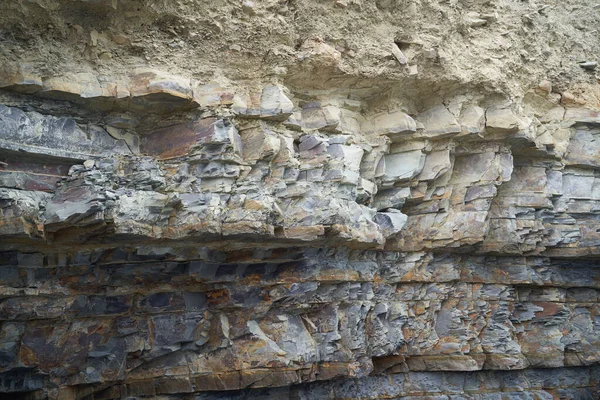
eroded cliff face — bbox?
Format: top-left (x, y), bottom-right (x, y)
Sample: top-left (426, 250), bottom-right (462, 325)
top-left (1, 0), bottom-right (600, 399)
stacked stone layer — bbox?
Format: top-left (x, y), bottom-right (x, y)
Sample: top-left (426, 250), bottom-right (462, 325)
top-left (1, 1), bottom-right (600, 397)
top-left (1, 70), bottom-right (600, 399)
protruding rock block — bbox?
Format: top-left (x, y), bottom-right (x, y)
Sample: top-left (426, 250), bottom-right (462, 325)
top-left (485, 104), bottom-right (520, 135)
top-left (0, 105), bottom-right (131, 161)
top-left (3, 68), bottom-right (203, 114)
top-left (300, 102), bottom-right (341, 131)
top-left (42, 72), bottom-right (126, 100)
top-left (234, 85), bottom-right (294, 121)
top-left (194, 82), bottom-right (235, 107)
top-left (374, 210), bottom-right (408, 237)
top-left (141, 118), bottom-right (241, 160)
top-left (43, 185), bottom-right (106, 233)
top-left (128, 70), bottom-right (197, 112)
top-left (564, 126), bottom-right (600, 168)
top-left (564, 108), bottom-right (600, 125)
top-left (362, 110), bottom-right (417, 141)
top-left (0, 189), bottom-right (49, 238)
top-left (417, 150), bottom-right (452, 181)
top-left (460, 105), bottom-right (486, 135)
top-left (382, 150), bottom-right (426, 183)
top-left (0, 62), bottom-right (43, 94)
top-left (239, 123), bottom-right (281, 162)
top-left (260, 85), bottom-right (295, 120)
top-left (417, 104), bottom-right (461, 138)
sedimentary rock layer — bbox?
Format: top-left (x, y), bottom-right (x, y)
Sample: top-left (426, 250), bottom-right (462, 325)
top-left (1, 0), bottom-right (600, 399)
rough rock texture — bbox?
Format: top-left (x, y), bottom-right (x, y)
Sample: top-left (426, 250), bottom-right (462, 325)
top-left (1, 0), bottom-right (600, 399)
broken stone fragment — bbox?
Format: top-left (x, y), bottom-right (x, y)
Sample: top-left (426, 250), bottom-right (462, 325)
top-left (0, 62), bottom-right (43, 94)
top-left (540, 106), bottom-right (565, 123)
top-left (359, 178), bottom-right (377, 197)
top-left (459, 105), bottom-right (486, 135)
top-left (83, 160), bottom-right (95, 169)
top-left (451, 151), bottom-right (512, 185)
top-left (0, 105), bottom-right (131, 161)
top-left (563, 126), bottom-right (600, 168)
top-left (141, 118), bottom-right (241, 159)
top-left (359, 140), bottom-right (388, 182)
top-left (374, 209), bottom-right (408, 238)
top-left (536, 80), bottom-right (553, 95)
top-left (465, 11), bottom-right (488, 27)
top-left (242, 0), bottom-right (256, 15)
top-left (578, 61), bottom-right (597, 71)
top-left (105, 126), bottom-right (140, 154)
top-left (423, 48), bottom-right (437, 59)
top-left (417, 105), bottom-right (462, 137)
top-left (301, 103), bottom-right (341, 131)
top-left (259, 85), bottom-right (294, 120)
top-left (391, 43), bottom-right (407, 65)
top-left (233, 85), bottom-right (294, 121)
top-left (373, 187), bottom-right (411, 210)
top-left (296, 38), bottom-right (342, 69)
top-left (383, 150), bottom-right (426, 183)
top-left (239, 123), bottom-right (281, 162)
top-left (283, 111), bottom-right (303, 131)
top-left (560, 91), bottom-right (586, 106)
top-left (417, 150), bottom-right (451, 181)
top-left (298, 135), bottom-right (325, 152)
top-left (273, 136), bottom-right (296, 165)
top-left (194, 82), bottom-right (235, 107)
top-left (485, 104), bottom-right (520, 135)
top-left (362, 110), bottom-right (417, 141)
top-left (327, 143), bottom-right (364, 171)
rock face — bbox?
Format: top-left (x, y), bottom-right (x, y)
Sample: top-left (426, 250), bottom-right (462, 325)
top-left (1, 0), bottom-right (600, 399)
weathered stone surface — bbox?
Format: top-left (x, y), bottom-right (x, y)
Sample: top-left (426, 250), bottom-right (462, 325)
top-left (0, 62), bottom-right (43, 94)
top-left (485, 104), bottom-right (520, 135)
top-left (233, 85), bottom-right (294, 121)
top-left (141, 118), bottom-right (241, 160)
top-left (460, 105), bottom-right (486, 135)
top-left (2, 1), bottom-right (600, 398)
top-left (417, 104), bottom-right (461, 137)
top-left (362, 110), bottom-right (417, 141)
top-left (382, 150), bottom-right (425, 183)
top-left (0, 105), bottom-right (131, 161)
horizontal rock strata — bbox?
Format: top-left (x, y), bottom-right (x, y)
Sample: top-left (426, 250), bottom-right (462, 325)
top-left (1, 0), bottom-right (600, 399)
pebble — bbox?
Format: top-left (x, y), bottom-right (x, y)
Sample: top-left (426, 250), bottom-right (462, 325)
top-left (391, 43), bottom-right (407, 65)
top-left (423, 48), bottom-right (437, 60)
top-left (98, 52), bottom-right (112, 60)
top-left (537, 80), bottom-right (552, 94)
top-left (83, 160), bottom-right (95, 169)
top-left (242, 0), bottom-right (255, 15)
top-left (112, 34), bottom-right (129, 45)
top-left (579, 61), bottom-right (597, 71)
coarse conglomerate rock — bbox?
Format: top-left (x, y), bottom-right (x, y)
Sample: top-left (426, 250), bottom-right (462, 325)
top-left (1, 0), bottom-right (600, 399)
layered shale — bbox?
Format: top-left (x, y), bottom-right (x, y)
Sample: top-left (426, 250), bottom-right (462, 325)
top-left (1, 0), bottom-right (600, 399)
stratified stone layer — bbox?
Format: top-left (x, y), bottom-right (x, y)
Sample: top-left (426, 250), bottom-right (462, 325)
top-left (1, 1), bottom-right (600, 399)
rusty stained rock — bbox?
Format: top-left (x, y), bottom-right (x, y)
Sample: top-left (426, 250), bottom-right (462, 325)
top-left (1, 1), bottom-right (600, 398)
